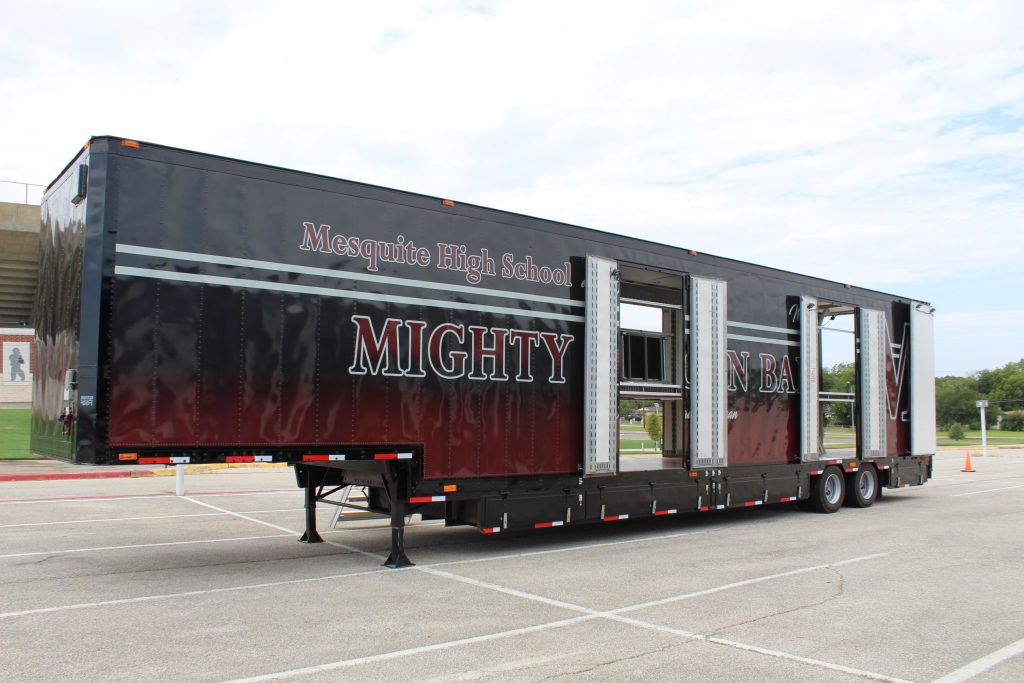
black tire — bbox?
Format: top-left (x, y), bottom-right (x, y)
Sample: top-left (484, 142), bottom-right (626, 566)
top-left (844, 466), bottom-right (878, 508)
top-left (809, 465), bottom-right (845, 513)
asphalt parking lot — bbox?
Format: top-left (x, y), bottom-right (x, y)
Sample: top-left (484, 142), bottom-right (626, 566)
top-left (1, 449), bottom-right (1022, 682)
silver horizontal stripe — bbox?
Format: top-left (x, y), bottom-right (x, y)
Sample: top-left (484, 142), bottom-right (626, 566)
top-left (114, 266), bottom-right (586, 324)
top-left (727, 320), bottom-right (799, 336)
top-left (683, 330), bottom-right (802, 347)
top-left (685, 315), bottom-right (797, 337)
top-left (116, 243), bottom-right (583, 309)
top-left (725, 333), bottom-right (799, 348)
top-left (620, 297), bottom-right (682, 310)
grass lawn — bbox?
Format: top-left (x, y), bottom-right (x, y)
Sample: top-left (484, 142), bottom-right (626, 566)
top-left (0, 409), bottom-right (32, 459)
top-left (620, 438), bottom-right (660, 450)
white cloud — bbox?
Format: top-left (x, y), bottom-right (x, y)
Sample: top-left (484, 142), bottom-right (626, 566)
top-left (1, 0), bottom-right (1022, 374)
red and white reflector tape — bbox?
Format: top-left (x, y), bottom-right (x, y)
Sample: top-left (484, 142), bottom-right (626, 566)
top-left (715, 504), bottom-right (725, 510)
top-left (844, 467), bottom-right (858, 472)
top-left (534, 520), bottom-right (564, 529)
top-left (374, 452), bottom-right (414, 460)
top-left (603, 514), bottom-right (629, 522)
top-left (227, 455), bottom-right (255, 463)
top-left (302, 454), bottom-right (329, 462)
top-left (653, 509), bottom-right (678, 516)
top-left (328, 454), bottom-right (346, 461)
top-left (139, 457), bottom-right (171, 465)
top-left (743, 500), bottom-right (763, 507)
top-left (780, 496), bottom-right (798, 503)
top-left (807, 470), bottom-right (824, 476)
top-left (254, 455), bottom-right (274, 462)
top-left (409, 495), bottom-right (446, 503)
top-left (877, 464), bottom-right (890, 470)
top-left (698, 506), bottom-right (710, 512)
top-left (481, 526), bottom-right (501, 534)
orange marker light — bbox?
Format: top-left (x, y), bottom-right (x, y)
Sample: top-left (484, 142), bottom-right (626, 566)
top-left (442, 199), bottom-right (455, 207)
top-left (119, 452), bottom-right (138, 461)
top-left (688, 250), bottom-right (698, 256)
top-left (121, 139), bottom-right (140, 149)
top-left (443, 484), bottom-right (458, 493)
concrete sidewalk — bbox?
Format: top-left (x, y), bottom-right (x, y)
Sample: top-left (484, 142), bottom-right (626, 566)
top-left (0, 459), bottom-right (286, 482)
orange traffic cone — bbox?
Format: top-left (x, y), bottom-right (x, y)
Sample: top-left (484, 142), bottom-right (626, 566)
top-left (962, 450), bottom-right (975, 473)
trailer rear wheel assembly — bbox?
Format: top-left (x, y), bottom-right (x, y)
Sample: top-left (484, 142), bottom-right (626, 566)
top-left (809, 465), bottom-right (845, 513)
top-left (844, 466), bottom-right (878, 508)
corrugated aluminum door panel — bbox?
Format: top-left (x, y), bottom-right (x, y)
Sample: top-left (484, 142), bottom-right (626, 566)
top-left (910, 302), bottom-right (937, 455)
top-left (584, 255), bottom-right (619, 476)
top-left (800, 296), bottom-right (822, 462)
top-left (690, 277), bottom-right (728, 468)
top-left (858, 308), bottom-right (888, 458)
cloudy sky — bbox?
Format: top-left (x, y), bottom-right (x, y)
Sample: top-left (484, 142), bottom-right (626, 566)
top-left (2, 1), bottom-right (1021, 376)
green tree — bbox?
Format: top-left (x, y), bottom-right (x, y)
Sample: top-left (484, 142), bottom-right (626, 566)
top-left (948, 423), bottom-right (965, 440)
top-left (645, 413), bottom-right (662, 443)
top-left (935, 376), bottom-right (983, 429)
top-left (821, 363), bottom-right (856, 426)
top-left (1002, 411), bottom-right (1024, 431)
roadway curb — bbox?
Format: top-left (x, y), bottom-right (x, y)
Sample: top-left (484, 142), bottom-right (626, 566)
top-left (0, 470), bottom-right (155, 482)
top-left (148, 463), bottom-right (289, 476)
top-left (0, 462), bottom-right (288, 483)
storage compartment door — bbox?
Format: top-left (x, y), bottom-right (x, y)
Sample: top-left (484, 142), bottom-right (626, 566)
top-left (584, 255), bottom-right (619, 476)
top-left (800, 296), bottom-right (822, 461)
top-left (858, 308), bottom-right (888, 458)
top-left (689, 277), bottom-right (728, 468)
top-left (910, 302), bottom-right (937, 455)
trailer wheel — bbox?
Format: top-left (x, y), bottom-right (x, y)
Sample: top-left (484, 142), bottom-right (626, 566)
top-left (844, 466), bottom-right (878, 508)
top-left (809, 466), bottom-right (845, 513)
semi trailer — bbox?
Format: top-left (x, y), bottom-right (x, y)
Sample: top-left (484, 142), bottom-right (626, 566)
top-left (32, 137), bottom-right (936, 566)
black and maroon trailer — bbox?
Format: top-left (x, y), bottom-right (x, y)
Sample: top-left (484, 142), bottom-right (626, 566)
top-left (32, 137), bottom-right (936, 566)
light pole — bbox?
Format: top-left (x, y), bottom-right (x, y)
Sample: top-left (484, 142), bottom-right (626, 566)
top-left (977, 400), bottom-right (988, 457)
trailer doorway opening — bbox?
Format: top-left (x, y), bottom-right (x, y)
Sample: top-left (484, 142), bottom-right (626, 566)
top-left (818, 303), bottom-right (856, 458)
top-left (617, 264), bottom-right (685, 473)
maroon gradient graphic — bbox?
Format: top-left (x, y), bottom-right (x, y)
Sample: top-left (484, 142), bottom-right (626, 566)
top-left (106, 281), bottom-right (583, 479)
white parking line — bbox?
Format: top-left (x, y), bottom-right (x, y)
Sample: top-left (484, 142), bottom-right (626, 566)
top-left (428, 529), bottom-right (709, 568)
top-left (0, 490), bottom-right (296, 505)
top-left (1, 493), bottom-right (904, 681)
top-left (0, 508), bottom-right (312, 529)
top-left (0, 512), bottom-right (225, 528)
top-left (951, 483), bottom-right (1024, 497)
top-left (0, 566), bottom-right (395, 619)
top-left (604, 614), bottom-right (913, 683)
top-left (182, 496), bottom-right (385, 561)
top-left (221, 615), bottom-right (597, 683)
top-left (0, 533), bottom-right (292, 559)
top-left (932, 635), bottom-right (1024, 682)
top-left (222, 553), bottom-right (897, 683)
top-left (614, 553), bottom-right (888, 615)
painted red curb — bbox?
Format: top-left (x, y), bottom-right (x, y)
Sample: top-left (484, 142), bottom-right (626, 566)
top-left (0, 471), bottom-right (156, 483)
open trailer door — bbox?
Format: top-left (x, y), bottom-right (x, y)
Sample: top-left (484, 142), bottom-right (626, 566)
top-left (584, 254), bottom-right (619, 476)
top-left (910, 302), bottom-right (937, 456)
top-left (800, 296), bottom-right (822, 462)
top-left (689, 276), bottom-right (728, 469)
top-left (858, 307), bottom-right (888, 459)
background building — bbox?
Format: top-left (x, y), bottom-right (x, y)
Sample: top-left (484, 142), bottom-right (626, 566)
top-left (0, 198), bottom-right (40, 407)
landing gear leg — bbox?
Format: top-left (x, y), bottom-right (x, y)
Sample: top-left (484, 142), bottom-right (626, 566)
top-left (384, 470), bottom-right (414, 568)
top-left (299, 469), bottom-right (323, 544)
